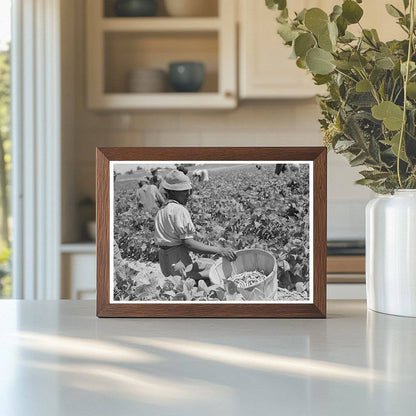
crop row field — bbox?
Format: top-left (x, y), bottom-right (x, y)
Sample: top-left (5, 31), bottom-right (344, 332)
top-left (113, 163), bottom-right (310, 302)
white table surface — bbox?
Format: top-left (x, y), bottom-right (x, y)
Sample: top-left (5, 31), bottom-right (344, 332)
top-left (0, 300), bottom-right (415, 416)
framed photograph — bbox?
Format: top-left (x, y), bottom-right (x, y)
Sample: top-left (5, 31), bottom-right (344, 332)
top-left (96, 147), bottom-right (327, 318)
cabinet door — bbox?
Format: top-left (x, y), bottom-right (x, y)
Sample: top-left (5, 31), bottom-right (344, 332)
top-left (62, 253), bottom-right (96, 300)
top-left (239, 0), bottom-right (403, 99)
top-left (239, 0), bottom-right (320, 99)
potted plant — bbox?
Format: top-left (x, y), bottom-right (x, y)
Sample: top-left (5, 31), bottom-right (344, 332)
top-left (266, 0), bottom-right (416, 316)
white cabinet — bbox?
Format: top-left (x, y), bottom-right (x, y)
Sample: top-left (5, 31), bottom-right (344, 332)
top-left (239, 0), bottom-right (322, 99)
top-left (238, 0), bottom-right (403, 99)
top-left (86, 0), bottom-right (237, 109)
top-left (61, 244), bottom-right (96, 300)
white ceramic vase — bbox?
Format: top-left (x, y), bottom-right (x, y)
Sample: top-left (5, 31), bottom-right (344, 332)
top-left (366, 190), bottom-right (416, 317)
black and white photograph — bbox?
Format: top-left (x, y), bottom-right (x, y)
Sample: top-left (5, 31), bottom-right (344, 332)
top-left (110, 161), bottom-right (313, 303)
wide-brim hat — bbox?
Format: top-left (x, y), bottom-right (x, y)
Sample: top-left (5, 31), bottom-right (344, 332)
top-left (161, 170), bottom-right (192, 191)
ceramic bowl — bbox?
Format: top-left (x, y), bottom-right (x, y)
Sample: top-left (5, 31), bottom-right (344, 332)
top-left (168, 62), bottom-right (205, 93)
top-left (114, 0), bottom-right (158, 17)
top-left (127, 68), bottom-right (167, 93)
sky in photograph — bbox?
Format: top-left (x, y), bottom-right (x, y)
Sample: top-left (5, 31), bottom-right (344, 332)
top-left (114, 163), bottom-right (177, 174)
top-left (0, 0), bottom-right (11, 50)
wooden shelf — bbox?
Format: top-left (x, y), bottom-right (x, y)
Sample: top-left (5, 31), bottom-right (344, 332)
top-left (327, 256), bottom-right (365, 274)
top-left (101, 17), bottom-right (221, 32)
top-left (89, 92), bottom-right (235, 110)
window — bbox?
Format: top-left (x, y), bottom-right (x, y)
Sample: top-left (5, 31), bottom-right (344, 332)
top-left (0, 0), bottom-right (11, 298)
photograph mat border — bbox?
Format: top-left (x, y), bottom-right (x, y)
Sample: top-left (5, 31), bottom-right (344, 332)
top-left (109, 160), bottom-right (314, 304)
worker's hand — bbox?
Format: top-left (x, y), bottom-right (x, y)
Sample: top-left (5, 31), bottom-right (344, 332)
top-left (218, 248), bottom-right (237, 262)
top-left (171, 261), bottom-right (186, 278)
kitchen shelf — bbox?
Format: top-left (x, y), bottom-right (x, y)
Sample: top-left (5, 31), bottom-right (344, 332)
top-left (86, 0), bottom-right (236, 110)
top-left (104, 31), bottom-right (219, 94)
top-left (101, 17), bottom-right (221, 32)
top-left (92, 92), bottom-right (235, 110)
top-left (103, 0), bottom-right (219, 18)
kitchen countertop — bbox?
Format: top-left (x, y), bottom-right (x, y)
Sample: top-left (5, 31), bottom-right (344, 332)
top-left (0, 300), bottom-right (415, 416)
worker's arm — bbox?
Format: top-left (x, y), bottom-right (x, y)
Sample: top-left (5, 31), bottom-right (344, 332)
top-left (155, 188), bottom-right (165, 205)
top-left (182, 238), bottom-right (236, 261)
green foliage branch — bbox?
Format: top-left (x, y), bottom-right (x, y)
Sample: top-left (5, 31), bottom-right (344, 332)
top-left (267, 0), bottom-right (416, 193)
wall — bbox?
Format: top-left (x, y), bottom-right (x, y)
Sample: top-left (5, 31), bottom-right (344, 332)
top-left (61, 0), bottom-right (374, 243)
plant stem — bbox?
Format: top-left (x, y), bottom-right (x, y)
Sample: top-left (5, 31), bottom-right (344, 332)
top-left (334, 68), bottom-right (357, 83)
top-left (397, 0), bottom-right (415, 188)
top-left (358, 69), bottom-right (380, 104)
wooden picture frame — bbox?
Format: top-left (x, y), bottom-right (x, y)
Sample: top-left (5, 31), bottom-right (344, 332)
top-left (97, 147), bottom-right (327, 318)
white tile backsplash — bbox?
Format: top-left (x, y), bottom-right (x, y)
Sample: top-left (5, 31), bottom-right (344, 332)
top-left (328, 200), bottom-right (368, 240)
top-left (72, 92), bottom-right (370, 241)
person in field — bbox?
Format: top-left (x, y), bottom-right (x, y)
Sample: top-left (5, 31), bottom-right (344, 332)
top-left (192, 169), bottom-right (209, 182)
top-left (275, 163), bottom-right (287, 175)
top-left (154, 170), bottom-right (236, 279)
top-left (136, 179), bottom-right (165, 214)
top-left (176, 165), bottom-right (189, 175)
top-left (275, 163), bottom-right (300, 175)
top-left (148, 168), bottom-right (163, 187)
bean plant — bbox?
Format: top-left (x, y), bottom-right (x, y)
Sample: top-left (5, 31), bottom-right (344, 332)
top-left (267, 0), bottom-right (416, 193)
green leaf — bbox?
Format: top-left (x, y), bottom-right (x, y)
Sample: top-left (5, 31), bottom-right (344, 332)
top-left (344, 114), bottom-right (368, 147)
top-left (355, 178), bottom-right (377, 185)
top-left (280, 8), bottom-right (289, 19)
top-left (333, 59), bottom-right (353, 70)
top-left (295, 8), bottom-right (307, 22)
top-left (403, 0), bottom-right (410, 9)
top-left (296, 57), bottom-right (307, 69)
top-left (304, 8), bottom-right (329, 35)
top-left (371, 67), bottom-right (386, 85)
top-left (334, 139), bottom-right (355, 152)
top-left (318, 31), bottom-right (334, 52)
top-left (339, 31), bottom-right (356, 42)
top-left (305, 48), bottom-right (335, 75)
top-left (294, 33), bottom-right (315, 57)
top-left (401, 61), bottom-right (416, 77)
top-left (328, 21), bottom-right (338, 45)
top-left (371, 29), bottom-right (380, 42)
top-left (350, 152), bottom-right (368, 167)
top-left (393, 61), bottom-right (402, 79)
top-left (348, 92), bottom-right (377, 107)
top-left (359, 170), bottom-right (391, 180)
top-left (375, 56), bottom-right (395, 70)
top-left (362, 29), bottom-right (375, 44)
top-left (313, 74), bottom-right (332, 85)
top-left (379, 78), bottom-right (386, 100)
top-left (277, 23), bottom-right (299, 42)
top-left (336, 15), bottom-right (348, 36)
top-left (356, 79), bottom-right (372, 92)
top-left (330, 5), bottom-right (343, 22)
top-left (266, 0), bottom-right (287, 11)
top-left (350, 53), bottom-right (368, 69)
top-left (382, 132), bottom-right (409, 162)
top-left (407, 82), bottom-right (416, 99)
top-left (385, 4), bottom-right (403, 18)
top-left (369, 136), bottom-right (381, 162)
top-left (372, 101), bottom-right (404, 130)
top-left (342, 0), bottom-right (363, 24)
